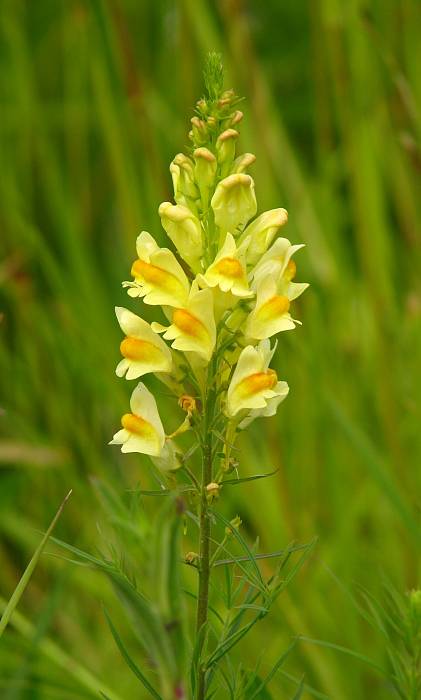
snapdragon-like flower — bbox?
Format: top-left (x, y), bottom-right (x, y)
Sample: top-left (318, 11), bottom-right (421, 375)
top-left (240, 208), bottom-right (288, 265)
top-left (158, 202), bottom-right (203, 272)
top-left (109, 383), bottom-right (165, 455)
top-left (198, 233), bottom-right (252, 298)
top-left (115, 307), bottom-right (172, 380)
top-left (125, 231), bottom-right (190, 307)
top-left (226, 340), bottom-right (289, 424)
top-left (152, 281), bottom-right (216, 362)
top-left (211, 173), bottom-right (257, 235)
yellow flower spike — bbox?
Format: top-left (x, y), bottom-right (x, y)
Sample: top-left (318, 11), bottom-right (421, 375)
top-left (158, 202), bottom-right (204, 272)
top-left (197, 233), bottom-right (253, 298)
top-left (115, 307), bottom-right (172, 380)
top-left (238, 208), bottom-right (288, 265)
top-left (124, 231), bottom-right (190, 308)
top-left (109, 383), bottom-right (165, 455)
top-left (151, 281), bottom-right (216, 362)
top-left (245, 275), bottom-right (300, 340)
top-left (211, 173), bottom-right (257, 235)
top-left (226, 340), bottom-right (289, 425)
top-left (252, 237), bottom-right (309, 301)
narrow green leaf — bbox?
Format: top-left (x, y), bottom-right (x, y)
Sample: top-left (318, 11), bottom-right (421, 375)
top-left (213, 543), bottom-right (311, 568)
top-left (103, 607), bottom-right (162, 699)
top-left (221, 469), bottom-right (278, 486)
top-left (109, 572), bottom-right (177, 683)
top-left (210, 509), bottom-right (266, 593)
top-left (190, 622), bottom-right (208, 698)
top-left (0, 491), bottom-right (72, 639)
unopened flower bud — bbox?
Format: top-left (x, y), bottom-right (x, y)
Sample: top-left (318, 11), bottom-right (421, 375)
top-left (216, 129), bottom-right (239, 166)
top-left (229, 110), bottom-right (243, 126)
top-left (206, 482), bottom-right (220, 501)
top-left (185, 551), bottom-right (199, 565)
top-left (211, 173), bottom-right (257, 234)
top-left (196, 98), bottom-right (207, 114)
top-left (159, 202), bottom-right (203, 271)
top-left (225, 515), bottom-right (242, 536)
top-left (231, 152), bottom-right (256, 174)
top-left (191, 116), bottom-right (208, 145)
top-left (170, 153), bottom-right (198, 199)
top-left (239, 207), bottom-right (288, 264)
top-left (193, 147), bottom-right (217, 191)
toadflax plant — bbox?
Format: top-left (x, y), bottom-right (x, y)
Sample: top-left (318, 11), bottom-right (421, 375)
top-left (103, 55), bottom-right (313, 700)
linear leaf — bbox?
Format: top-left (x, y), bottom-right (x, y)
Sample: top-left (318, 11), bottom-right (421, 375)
top-left (221, 469), bottom-right (278, 486)
top-left (103, 608), bottom-right (162, 699)
top-left (0, 491), bottom-right (72, 639)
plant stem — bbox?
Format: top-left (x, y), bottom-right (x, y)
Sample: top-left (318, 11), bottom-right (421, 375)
top-left (195, 366), bottom-right (215, 699)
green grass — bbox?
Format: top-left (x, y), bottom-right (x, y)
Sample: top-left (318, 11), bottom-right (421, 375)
top-left (0, 1), bottom-right (420, 698)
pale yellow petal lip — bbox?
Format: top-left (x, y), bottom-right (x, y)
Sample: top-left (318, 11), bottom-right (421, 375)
top-left (114, 307), bottom-right (172, 379)
top-left (109, 383), bottom-right (165, 456)
top-left (226, 341), bottom-right (287, 418)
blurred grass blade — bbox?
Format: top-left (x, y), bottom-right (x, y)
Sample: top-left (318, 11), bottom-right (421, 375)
top-left (108, 572), bottom-right (177, 690)
top-left (248, 640), bottom-right (297, 699)
top-left (290, 677), bottom-right (305, 699)
top-left (298, 636), bottom-right (388, 676)
top-left (153, 497), bottom-right (188, 677)
top-left (0, 596), bottom-right (123, 700)
top-left (103, 607), bottom-right (162, 699)
top-left (0, 490), bottom-right (72, 639)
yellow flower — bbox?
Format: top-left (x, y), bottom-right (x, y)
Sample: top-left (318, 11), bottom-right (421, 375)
top-left (198, 233), bottom-right (253, 298)
top-left (251, 237), bottom-right (308, 301)
top-left (239, 208), bottom-right (288, 265)
top-left (211, 173), bottom-right (257, 234)
top-left (245, 275), bottom-right (300, 340)
top-left (152, 281), bottom-right (216, 362)
top-left (115, 307), bottom-right (172, 380)
top-left (158, 202), bottom-right (203, 272)
top-left (125, 231), bottom-right (190, 308)
top-left (109, 383), bottom-right (165, 455)
top-left (226, 340), bottom-right (289, 423)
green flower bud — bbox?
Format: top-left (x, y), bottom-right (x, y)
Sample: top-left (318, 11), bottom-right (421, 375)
top-left (229, 110), bottom-right (243, 127)
top-left (193, 147), bottom-right (217, 191)
top-left (216, 129), bottom-right (239, 166)
top-left (159, 202), bottom-right (203, 272)
top-left (231, 152), bottom-right (256, 174)
top-left (239, 207), bottom-right (288, 264)
top-left (206, 481), bottom-right (220, 502)
top-left (211, 173), bottom-right (257, 235)
top-left (170, 154), bottom-right (199, 213)
top-left (190, 116), bottom-right (208, 145)
top-left (225, 515), bottom-right (242, 536)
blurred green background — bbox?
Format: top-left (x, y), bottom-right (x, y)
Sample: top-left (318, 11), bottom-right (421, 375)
top-left (1, 0), bottom-right (420, 698)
